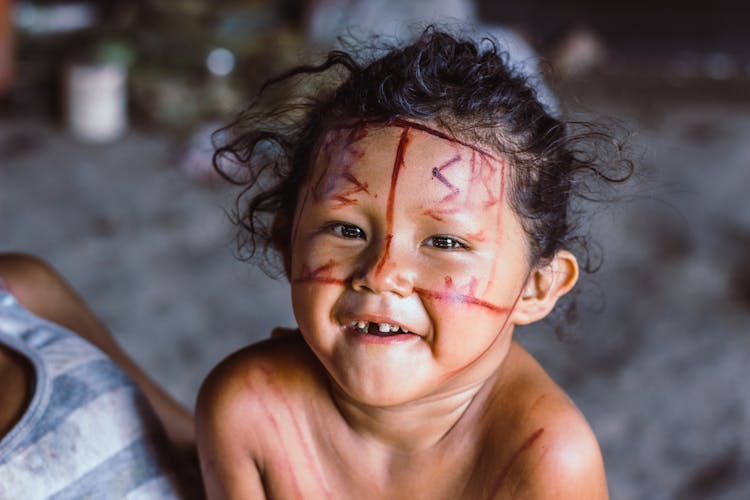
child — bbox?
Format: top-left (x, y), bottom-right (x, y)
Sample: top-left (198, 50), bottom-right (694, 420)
top-left (197, 28), bottom-right (629, 499)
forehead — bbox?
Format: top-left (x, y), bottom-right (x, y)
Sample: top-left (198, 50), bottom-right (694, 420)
top-left (311, 122), bottom-right (504, 196)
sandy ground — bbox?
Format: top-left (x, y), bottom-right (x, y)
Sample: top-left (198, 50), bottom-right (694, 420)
top-left (1, 74), bottom-right (749, 499)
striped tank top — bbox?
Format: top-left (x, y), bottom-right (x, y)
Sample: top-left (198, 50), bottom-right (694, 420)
top-left (0, 291), bottom-right (190, 499)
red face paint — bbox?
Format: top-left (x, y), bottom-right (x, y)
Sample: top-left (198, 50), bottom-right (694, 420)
top-left (374, 126), bottom-right (411, 275)
top-left (414, 287), bottom-right (511, 316)
top-left (431, 154), bottom-right (462, 202)
top-left (312, 127), bottom-right (369, 201)
top-left (422, 206), bottom-right (460, 222)
top-left (289, 122), bottom-right (535, 409)
top-left (292, 259), bottom-right (344, 285)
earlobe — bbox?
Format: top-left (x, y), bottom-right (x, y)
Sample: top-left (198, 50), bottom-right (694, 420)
top-left (512, 250), bottom-right (579, 325)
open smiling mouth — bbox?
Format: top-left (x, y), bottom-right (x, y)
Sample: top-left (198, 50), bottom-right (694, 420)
top-left (348, 321), bottom-right (414, 337)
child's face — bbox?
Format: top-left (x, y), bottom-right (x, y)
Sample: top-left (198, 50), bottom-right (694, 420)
top-left (290, 121), bottom-right (534, 406)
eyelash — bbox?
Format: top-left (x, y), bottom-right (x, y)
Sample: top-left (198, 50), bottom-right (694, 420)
top-left (423, 235), bottom-right (468, 250)
top-left (327, 222), bottom-right (366, 239)
top-left (326, 223), bottom-right (467, 251)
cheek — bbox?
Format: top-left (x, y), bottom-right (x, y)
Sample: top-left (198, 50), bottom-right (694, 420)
top-left (425, 293), bottom-right (513, 335)
top-left (426, 300), bottom-right (514, 369)
top-left (414, 260), bottom-right (522, 353)
top-left (413, 256), bottom-right (507, 309)
top-left (291, 280), bottom-right (341, 342)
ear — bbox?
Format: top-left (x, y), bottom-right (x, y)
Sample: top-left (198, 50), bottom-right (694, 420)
top-left (511, 250), bottom-right (579, 325)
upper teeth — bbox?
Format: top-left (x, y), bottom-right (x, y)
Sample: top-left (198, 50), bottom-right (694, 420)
top-left (351, 321), bottom-right (404, 333)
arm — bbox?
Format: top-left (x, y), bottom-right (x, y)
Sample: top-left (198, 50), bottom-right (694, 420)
top-left (0, 252), bottom-right (194, 452)
top-left (196, 351), bottom-right (268, 499)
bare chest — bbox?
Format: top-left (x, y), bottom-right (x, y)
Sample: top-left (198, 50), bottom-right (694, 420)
top-left (257, 430), bottom-right (513, 500)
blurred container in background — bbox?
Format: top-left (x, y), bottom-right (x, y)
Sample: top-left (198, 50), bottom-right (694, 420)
top-left (65, 60), bottom-right (127, 142)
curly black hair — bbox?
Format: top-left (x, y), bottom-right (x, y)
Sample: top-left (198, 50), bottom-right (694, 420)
top-left (214, 27), bottom-right (632, 295)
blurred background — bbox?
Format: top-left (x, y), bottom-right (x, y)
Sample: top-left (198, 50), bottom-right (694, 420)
top-left (1, 1), bottom-right (749, 498)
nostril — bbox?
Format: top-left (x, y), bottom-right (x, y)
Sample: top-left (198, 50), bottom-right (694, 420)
top-left (350, 237), bottom-right (415, 296)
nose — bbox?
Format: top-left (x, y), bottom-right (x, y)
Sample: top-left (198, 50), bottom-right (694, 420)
top-left (351, 235), bottom-right (415, 297)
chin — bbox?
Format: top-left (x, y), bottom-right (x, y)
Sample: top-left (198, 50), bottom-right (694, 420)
top-left (329, 369), bottom-right (431, 408)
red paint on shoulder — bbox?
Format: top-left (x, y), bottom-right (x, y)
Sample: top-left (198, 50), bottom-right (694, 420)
top-left (486, 428), bottom-right (545, 500)
top-left (528, 394), bottom-right (548, 415)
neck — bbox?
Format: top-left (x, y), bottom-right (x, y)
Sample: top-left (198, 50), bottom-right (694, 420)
top-left (329, 374), bottom-right (497, 454)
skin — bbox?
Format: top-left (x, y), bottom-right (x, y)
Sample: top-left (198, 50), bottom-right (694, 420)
top-left (0, 253), bottom-right (195, 454)
top-left (197, 122), bottom-right (608, 499)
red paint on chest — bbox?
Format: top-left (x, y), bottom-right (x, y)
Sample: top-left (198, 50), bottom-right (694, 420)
top-left (258, 367), bottom-right (332, 499)
top-left (253, 387), bottom-right (305, 499)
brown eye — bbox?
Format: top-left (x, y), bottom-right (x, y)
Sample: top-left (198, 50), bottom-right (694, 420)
top-left (328, 223), bottom-right (366, 240)
top-left (423, 235), bottom-right (467, 250)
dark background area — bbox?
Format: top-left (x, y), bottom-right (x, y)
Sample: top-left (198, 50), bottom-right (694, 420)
top-left (480, 0), bottom-right (750, 53)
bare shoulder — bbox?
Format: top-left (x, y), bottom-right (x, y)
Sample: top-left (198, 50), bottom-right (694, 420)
top-left (484, 341), bottom-right (608, 500)
top-left (197, 331), bottom-right (326, 441)
top-left (195, 332), bottom-right (326, 497)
